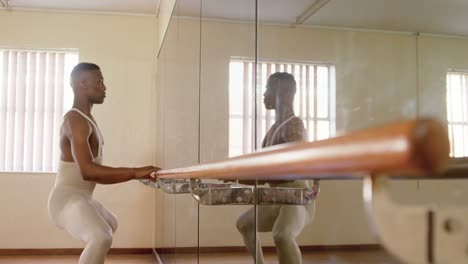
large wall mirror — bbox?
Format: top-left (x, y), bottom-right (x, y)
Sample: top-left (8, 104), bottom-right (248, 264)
top-left (156, 0), bottom-right (468, 263)
top-left (155, 0), bottom-right (201, 263)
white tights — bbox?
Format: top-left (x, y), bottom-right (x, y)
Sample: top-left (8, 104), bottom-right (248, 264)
top-left (64, 199), bottom-right (118, 264)
top-left (49, 187), bottom-right (118, 264)
top-left (236, 202), bottom-right (315, 264)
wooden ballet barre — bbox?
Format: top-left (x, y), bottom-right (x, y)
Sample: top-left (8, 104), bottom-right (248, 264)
top-left (145, 118), bottom-right (468, 264)
top-left (156, 118), bottom-right (450, 181)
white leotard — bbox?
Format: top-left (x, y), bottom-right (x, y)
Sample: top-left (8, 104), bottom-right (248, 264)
top-left (266, 116), bottom-right (317, 189)
top-left (48, 108), bottom-right (117, 264)
top-left (237, 115), bottom-right (318, 264)
top-left (266, 116), bottom-right (296, 147)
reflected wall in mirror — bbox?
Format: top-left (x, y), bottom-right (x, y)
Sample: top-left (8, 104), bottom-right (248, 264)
top-left (254, 1), bottom-right (468, 263)
top-left (195, 0), bottom-right (258, 263)
top-left (155, 0), bottom-right (468, 263)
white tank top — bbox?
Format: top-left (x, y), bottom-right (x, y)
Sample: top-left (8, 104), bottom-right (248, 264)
top-left (265, 116), bottom-right (312, 188)
top-left (70, 108), bottom-right (103, 158)
top-left (53, 108), bottom-right (104, 190)
top-left (265, 116), bottom-right (296, 147)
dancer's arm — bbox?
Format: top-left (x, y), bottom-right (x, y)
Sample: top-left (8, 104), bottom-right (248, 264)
top-left (65, 114), bottom-right (159, 184)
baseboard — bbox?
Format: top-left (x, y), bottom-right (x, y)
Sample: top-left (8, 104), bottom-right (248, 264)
top-left (154, 244), bottom-right (382, 254)
top-left (0, 248), bottom-right (153, 256)
top-left (152, 248), bottom-right (163, 264)
top-left (300, 244), bottom-right (382, 252)
top-left (0, 245), bottom-right (382, 257)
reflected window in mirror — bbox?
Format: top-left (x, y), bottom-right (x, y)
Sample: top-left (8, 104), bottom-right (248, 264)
top-left (447, 71), bottom-right (468, 157)
top-left (229, 59), bottom-right (336, 157)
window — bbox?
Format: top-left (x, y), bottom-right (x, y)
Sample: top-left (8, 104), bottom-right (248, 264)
top-left (0, 49), bottom-right (78, 173)
top-left (229, 59), bottom-right (336, 157)
top-left (447, 71), bottom-right (468, 157)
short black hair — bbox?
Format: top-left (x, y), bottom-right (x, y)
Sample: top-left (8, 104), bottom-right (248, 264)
top-left (269, 72), bottom-right (296, 94)
top-left (71, 62), bottom-right (100, 81)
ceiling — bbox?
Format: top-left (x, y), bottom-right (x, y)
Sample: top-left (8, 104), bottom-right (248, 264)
top-left (178, 0), bottom-right (468, 36)
top-left (176, 0), bottom-right (314, 24)
top-left (2, 0), bottom-right (468, 36)
top-left (306, 0), bottom-right (468, 36)
top-left (1, 0), bottom-right (159, 15)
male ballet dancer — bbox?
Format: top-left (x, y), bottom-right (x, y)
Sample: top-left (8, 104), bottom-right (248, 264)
top-left (48, 63), bottom-right (159, 264)
top-left (236, 72), bottom-right (319, 264)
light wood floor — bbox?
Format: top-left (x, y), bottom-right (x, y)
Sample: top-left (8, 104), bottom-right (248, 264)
top-left (0, 250), bottom-right (401, 264)
top-left (0, 254), bottom-right (154, 264)
top-left (162, 251), bottom-right (402, 264)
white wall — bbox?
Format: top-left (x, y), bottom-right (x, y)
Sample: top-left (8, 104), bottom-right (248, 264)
top-left (418, 35), bottom-right (468, 121)
top-left (415, 35), bottom-right (468, 207)
top-left (0, 10), bottom-right (157, 248)
top-left (155, 18), bottom-right (468, 248)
